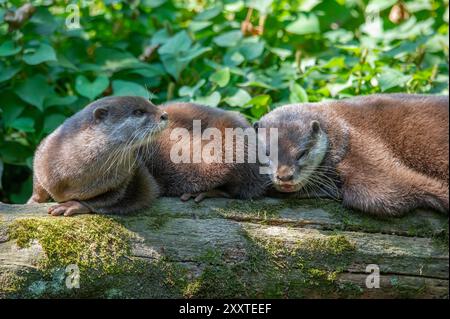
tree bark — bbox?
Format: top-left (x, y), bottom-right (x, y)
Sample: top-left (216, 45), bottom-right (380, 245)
top-left (0, 197), bottom-right (448, 299)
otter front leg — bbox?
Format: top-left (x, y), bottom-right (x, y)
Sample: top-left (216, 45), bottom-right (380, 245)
top-left (338, 159), bottom-right (449, 216)
top-left (49, 165), bottom-right (159, 217)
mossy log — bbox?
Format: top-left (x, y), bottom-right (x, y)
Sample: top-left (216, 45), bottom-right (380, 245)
top-left (0, 197), bottom-right (448, 299)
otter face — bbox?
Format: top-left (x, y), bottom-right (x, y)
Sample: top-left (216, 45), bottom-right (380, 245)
top-left (89, 96), bottom-right (169, 147)
top-left (257, 119), bottom-right (329, 193)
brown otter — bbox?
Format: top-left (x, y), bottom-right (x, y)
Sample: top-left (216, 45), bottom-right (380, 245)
top-left (28, 96), bottom-right (168, 216)
top-left (256, 94), bottom-right (449, 216)
top-left (145, 102), bottom-right (270, 202)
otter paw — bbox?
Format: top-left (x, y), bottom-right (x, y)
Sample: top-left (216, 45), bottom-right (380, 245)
top-left (180, 190), bottom-right (231, 203)
top-left (48, 201), bottom-right (91, 217)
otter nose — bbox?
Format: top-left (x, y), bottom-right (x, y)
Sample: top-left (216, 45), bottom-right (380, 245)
top-left (160, 112), bottom-right (169, 121)
top-left (277, 173), bottom-right (294, 182)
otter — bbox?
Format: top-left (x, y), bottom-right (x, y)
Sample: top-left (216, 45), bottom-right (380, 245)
top-left (28, 96), bottom-right (168, 216)
top-left (256, 94), bottom-right (449, 216)
top-left (145, 102), bottom-right (269, 202)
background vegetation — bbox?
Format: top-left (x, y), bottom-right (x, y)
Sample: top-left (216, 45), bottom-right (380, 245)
top-left (0, 0), bottom-right (448, 203)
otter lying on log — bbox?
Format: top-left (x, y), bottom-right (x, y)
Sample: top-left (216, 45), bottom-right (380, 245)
top-left (27, 97), bottom-right (268, 216)
top-left (257, 94), bottom-right (449, 216)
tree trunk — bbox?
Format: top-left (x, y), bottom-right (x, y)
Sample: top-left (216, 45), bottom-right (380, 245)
top-left (0, 197), bottom-right (448, 299)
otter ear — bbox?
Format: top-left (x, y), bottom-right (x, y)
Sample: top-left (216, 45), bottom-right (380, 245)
top-left (253, 121), bottom-right (259, 131)
top-left (93, 107), bottom-right (108, 122)
top-left (311, 120), bottom-right (321, 135)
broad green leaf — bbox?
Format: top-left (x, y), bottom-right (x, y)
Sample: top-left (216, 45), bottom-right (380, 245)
top-left (225, 89), bottom-right (251, 107)
top-left (23, 43), bottom-right (57, 65)
top-left (11, 117), bottom-right (35, 133)
top-left (0, 142), bottom-right (33, 165)
top-left (179, 79), bottom-right (206, 98)
top-left (194, 5), bottom-right (222, 20)
top-left (158, 31), bottom-right (192, 55)
top-left (245, 95), bottom-right (272, 118)
top-left (14, 74), bottom-right (54, 110)
top-left (286, 14), bottom-right (320, 35)
top-left (327, 77), bottom-right (353, 97)
top-left (289, 84), bottom-right (309, 103)
top-left (239, 40), bottom-right (265, 60)
top-left (210, 68), bottom-right (230, 87)
top-left (0, 65), bottom-right (20, 82)
top-left (43, 114), bottom-right (66, 134)
top-left (213, 30), bottom-right (243, 47)
top-left (141, 0), bottom-right (167, 8)
top-left (112, 80), bottom-right (150, 98)
top-left (194, 92), bottom-right (221, 107)
top-left (0, 40), bottom-right (21, 57)
top-left (75, 75), bottom-right (109, 100)
top-left (45, 95), bottom-right (78, 108)
top-left (378, 68), bottom-right (412, 91)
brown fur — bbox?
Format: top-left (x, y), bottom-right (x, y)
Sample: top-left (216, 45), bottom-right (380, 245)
top-left (258, 94), bottom-right (449, 216)
top-left (28, 96), bottom-right (167, 216)
top-left (145, 102), bottom-right (269, 200)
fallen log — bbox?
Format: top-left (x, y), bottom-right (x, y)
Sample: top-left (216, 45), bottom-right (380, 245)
top-left (0, 197), bottom-right (448, 298)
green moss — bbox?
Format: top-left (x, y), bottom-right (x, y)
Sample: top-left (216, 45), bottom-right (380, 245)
top-left (0, 270), bottom-right (27, 297)
top-left (179, 230), bottom-right (359, 298)
top-left (8, 215), bottom-right (133, 274)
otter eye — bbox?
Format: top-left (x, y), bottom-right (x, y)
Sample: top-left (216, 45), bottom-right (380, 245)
top-left (133, 109), bottom-right (146, 116)
top-left (296, 150), bottom-right (307, 161)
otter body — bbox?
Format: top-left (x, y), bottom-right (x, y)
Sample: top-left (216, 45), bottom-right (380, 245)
top-left (29, 96), bottom-right (168, 216)
top-left (258, 94), bottom-right (449, 216)
top-left (145, 102), bottom-right (269, 202)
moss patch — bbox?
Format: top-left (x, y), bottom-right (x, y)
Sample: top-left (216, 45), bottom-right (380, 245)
top-left (180, 231), bottom-right (359, 298)
top-left (8, 215), bottom-right (133, 274)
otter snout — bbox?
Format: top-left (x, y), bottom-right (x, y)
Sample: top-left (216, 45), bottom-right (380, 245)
top-left (276, 166), bottom-right (294, 182)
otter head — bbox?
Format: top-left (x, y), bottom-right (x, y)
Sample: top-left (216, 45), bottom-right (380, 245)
top-left (255, 117), bottom-right (329, 193)
top-left (88, 96), bottom-right (169, 147)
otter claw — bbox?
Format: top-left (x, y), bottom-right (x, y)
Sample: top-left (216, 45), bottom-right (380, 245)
top-left (48, 201), bottom-right (91, 217)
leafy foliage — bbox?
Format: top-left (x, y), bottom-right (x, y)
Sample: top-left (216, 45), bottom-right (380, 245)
top-left (0, 0), bottom-right (448, 203)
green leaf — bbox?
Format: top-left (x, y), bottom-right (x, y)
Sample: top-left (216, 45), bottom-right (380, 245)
top-left (23, 43), bottom-right (57, 65)
top-left (247, 0), bottom-right (273, 14)
top-left (11, 117), bottom-right (35, 133)
top-left (225, 89), bottom-right (252, 107)
top-left (43, 114), bottom-right (66, 134)
top-left (194, 92), bottom-right (221, 107)
top-left (194, 5), bottom-right (222, 20)
top-left (378, 68), bottom-right (412, 91)
top-left (213, 30), bottom-right (243, 47)
top-left (286, 13), bottom-right (320, 35)
top-left (0, 142), bottom-right (33, 165)
top-left (112, 80), bottom-right (150, 98)
top-left (210, 68), bottom-right (230, 87)
top-left (75, 75), bottom-right (109, 100)
top-left (45, 95), bottom-right (78, 108)
top-left (289, 84), bottom-right (309, 103)
top-left (245, 95), bottom-right (272, 118)
top-left (14, 74), bottom-right (53, 110)
top-left (179, 79), bottom-right (206, 98)
top-left (0, 65), bottom-right (20, 83)
top-left (141, 0), bottom-right (167, 8)
top-left (0, 40), bottom-right (21, 57)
